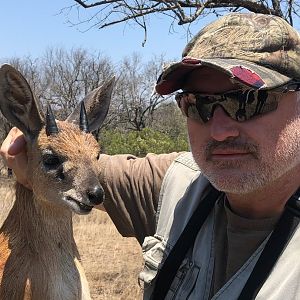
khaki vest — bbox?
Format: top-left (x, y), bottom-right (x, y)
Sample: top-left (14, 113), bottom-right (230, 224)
top-left (139, 152), bottom-right (300, 300)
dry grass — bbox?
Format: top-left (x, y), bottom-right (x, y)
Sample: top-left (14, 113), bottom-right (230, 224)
top-left (73, 211), bottom-right (143, 299)
top-left (0, 178), bottom-right (143, 299)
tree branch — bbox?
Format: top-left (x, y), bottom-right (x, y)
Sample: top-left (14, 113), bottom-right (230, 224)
top-left (64, 0), bottom-right (299, 44)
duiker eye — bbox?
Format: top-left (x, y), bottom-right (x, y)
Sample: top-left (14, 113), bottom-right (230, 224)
top-left (42, 154), bottom-right (61, 169)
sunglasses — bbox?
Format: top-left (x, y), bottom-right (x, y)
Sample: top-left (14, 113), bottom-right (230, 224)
top-left (175, 89), bottom-right (281, 123)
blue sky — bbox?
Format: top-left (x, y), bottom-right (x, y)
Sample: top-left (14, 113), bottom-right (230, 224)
top-left (1, 1), bottom-right (300, 64)
top-left (0, 0), bottom-right (209, 63)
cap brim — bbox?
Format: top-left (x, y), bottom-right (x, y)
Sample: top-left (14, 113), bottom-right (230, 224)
top-left (155, 58), bottom-right (292, 95)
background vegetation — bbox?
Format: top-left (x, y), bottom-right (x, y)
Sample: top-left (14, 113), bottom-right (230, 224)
top-left (0, 48), bottom-right (189, 175)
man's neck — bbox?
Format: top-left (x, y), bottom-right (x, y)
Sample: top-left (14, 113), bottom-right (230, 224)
top-left (226, 174), bottom-right (299, 219)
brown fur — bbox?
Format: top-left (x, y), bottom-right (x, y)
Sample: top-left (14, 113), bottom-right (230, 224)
top-left (0, 64), bottom-right (114, 300)
top-left (0, 123), bottom-right (100, 300)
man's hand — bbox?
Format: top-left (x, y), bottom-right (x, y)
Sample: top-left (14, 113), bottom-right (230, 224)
top-left (0, 127), bottom-right (32, 189)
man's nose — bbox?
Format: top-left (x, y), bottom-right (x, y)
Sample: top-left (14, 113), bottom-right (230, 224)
top-left (209, 106), bottom-right (240, 141)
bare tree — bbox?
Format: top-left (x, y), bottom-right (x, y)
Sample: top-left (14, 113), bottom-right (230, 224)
top-left (42, 47), bottom-right (114, 119)
top-left (1, 49), bottom-right (115, 144)
top-left (151, 102), bottom-right (187, 137)
top-left (111, 53), bottom-right (173, 131)
top-left (62, 0), bottom-right (300, 44)
top-left (1, 49), bottom-right (176, 136)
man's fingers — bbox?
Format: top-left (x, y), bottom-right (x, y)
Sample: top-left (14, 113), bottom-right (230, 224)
top-left (0, 127), bottom-right (25, 157)
top-left (8, 134), bottom-right (27, 156)
top-left (0, 127), bottom-right (32, 189)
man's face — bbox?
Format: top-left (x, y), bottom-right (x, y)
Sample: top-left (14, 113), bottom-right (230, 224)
top-left (184, 68), bottom-right (300, 194)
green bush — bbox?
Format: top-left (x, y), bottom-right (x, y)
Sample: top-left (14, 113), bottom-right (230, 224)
top-left (100, 128), bottom-right (189, 157)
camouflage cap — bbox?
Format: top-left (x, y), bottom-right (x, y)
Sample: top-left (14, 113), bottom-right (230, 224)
top-left (155, 13), bottom-right (300, 95)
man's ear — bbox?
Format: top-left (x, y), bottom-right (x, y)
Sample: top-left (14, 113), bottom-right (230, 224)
top-left (0, 64), bottom-right (44, 140)
top-left (66, 77), bottom-right (115, 131)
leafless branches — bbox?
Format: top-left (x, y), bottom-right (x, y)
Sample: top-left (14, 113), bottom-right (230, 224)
top-left (0, 49), bottom-right (174, 134)
top-left (61, 0), bottom-right (300, 43)
top-left (112, 53), bottom-right (173, 131)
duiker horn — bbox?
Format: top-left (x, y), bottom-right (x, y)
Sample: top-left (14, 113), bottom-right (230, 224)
top-left (79, 102), bottom-right (90, 133)
top-left (46, 104), bottom-right (59, 136)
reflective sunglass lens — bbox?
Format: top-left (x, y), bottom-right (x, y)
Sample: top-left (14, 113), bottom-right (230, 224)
top-left (175, 90), bottom-right (280, 123)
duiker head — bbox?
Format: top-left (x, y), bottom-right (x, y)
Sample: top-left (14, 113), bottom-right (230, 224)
top-left (0, 64), bottom-right (114, 215)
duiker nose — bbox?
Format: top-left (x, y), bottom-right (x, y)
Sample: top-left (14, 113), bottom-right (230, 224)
top-left (87, 185), bottom-right (104, 205)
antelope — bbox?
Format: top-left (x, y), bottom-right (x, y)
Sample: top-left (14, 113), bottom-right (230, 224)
top-left (0, 64), bottom-right (114, 300)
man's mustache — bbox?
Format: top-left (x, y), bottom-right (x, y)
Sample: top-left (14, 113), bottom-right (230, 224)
top-left (205, 138), bottom-right (259, 160)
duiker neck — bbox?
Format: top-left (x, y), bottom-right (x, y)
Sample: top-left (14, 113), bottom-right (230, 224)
top-left (0, 183), bottom-right (82, 300)
top-left (1, 183), bottom-right (78, 255)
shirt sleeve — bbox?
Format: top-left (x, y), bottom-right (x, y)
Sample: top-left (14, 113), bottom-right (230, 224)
top-left (97, 152), bottom-right (181, 244)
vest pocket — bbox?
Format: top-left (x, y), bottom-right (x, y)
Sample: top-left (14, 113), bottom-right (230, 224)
top-left (138, 235), bottom-right (168, 289)
top-left (139, 235), bottom-right (201, 299)
top-left (166, 260), bottom-right (200, 300)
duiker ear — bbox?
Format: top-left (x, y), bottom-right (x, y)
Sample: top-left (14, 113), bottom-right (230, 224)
top-left (0, 64), bottom-right (43, 139)
top-left (66, 77), bottom-right (115, 131)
